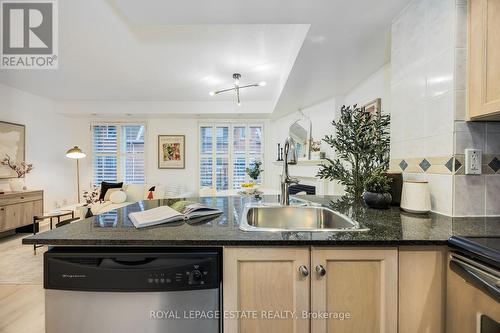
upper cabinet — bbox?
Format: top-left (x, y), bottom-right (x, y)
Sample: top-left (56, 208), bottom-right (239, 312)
top-left (468, 0), bottom-right (500, 120)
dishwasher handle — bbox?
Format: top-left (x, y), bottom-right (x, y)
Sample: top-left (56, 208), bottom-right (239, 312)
top-left (103, 257), bottom-right (156, 267)
top-left (450, 254), bottom-right (500, 302)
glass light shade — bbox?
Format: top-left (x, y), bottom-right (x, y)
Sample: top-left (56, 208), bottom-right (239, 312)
top-left (66, 146), bottom-right (86, 159)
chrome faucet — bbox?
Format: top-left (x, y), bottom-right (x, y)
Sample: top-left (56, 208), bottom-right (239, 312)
top-left (281, 137), bottom-right (299, 205)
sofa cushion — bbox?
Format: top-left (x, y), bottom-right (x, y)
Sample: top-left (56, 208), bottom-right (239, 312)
top-left (110, 190), bottom-right (127, 204)
top-left (99, 181), bottom-right (123, 201)
top-left (124, 184), bottom-right (145, 203)
top-left (103, 188), bottom-right (121, 201)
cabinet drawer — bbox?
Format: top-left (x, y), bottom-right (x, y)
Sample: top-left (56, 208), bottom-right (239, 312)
top-left (0, 191), bottom-right (43, 206)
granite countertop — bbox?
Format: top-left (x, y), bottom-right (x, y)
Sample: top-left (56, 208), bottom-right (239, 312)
top-left (22, 195), bottom-right (500, 246)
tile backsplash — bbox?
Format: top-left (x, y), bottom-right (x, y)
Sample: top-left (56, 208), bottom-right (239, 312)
top-left (390, 0), bottom-right (500, 216)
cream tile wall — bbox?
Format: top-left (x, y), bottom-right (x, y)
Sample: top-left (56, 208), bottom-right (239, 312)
top-left (450, 0), bottom-right (500, 216)
top-left (391, 0), bottom-right (457, 215)
top-left (391, 0), bottom-right (500, 216)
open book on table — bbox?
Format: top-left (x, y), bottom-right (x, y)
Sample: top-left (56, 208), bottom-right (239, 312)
top-left (128, 201), bottom-right (222, 229)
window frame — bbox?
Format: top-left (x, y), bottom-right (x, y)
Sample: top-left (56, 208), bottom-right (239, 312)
top-left (198, 121), bottom-right (265, 192)
top-left (90, 121), bottom-right (147, 186)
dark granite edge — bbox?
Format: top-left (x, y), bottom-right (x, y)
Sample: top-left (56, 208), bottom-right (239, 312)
top-left (22, 237), bottom-right (449, 246)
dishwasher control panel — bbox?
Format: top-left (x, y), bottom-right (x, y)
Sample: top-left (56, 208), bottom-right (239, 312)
top-left (44, 248), bottom-right (221, 292)
top-left (147, 264), bottom-right (210, 287)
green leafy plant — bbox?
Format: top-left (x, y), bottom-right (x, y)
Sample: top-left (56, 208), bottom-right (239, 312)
top-left (246, 161), bottom-right (263, 180)
top-left (317, 104), bottom-right (390, 199)
top-left (364, 172), bottom-right (392, 194)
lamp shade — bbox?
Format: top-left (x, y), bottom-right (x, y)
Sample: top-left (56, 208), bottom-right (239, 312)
top-left (66, 146), bottom-right (86, 159)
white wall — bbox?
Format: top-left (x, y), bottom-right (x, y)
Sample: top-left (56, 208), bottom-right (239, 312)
top-left (266, 63), bottom-right (391, 194)
top-left (0, 84), bottom-right (86, 211)
top-left (344, 63), bottom-right (391, 115)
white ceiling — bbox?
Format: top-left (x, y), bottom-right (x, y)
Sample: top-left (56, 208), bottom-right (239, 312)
top-left (0, 0), bottom-right (412, 116)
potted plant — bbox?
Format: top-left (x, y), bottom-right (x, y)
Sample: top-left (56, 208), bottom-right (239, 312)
top-left (310, 140), bottom-right (322, 160)
top-left (245, 161), bottom-right (263, 188)
top-left (363, 172), bottom-right (393, 209)
top-left (317, 104), bottom-right (390, 200)
top-left (1, 154), bottom-right (34, 191)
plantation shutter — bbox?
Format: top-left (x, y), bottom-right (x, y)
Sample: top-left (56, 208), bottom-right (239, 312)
top-left (92, 125), bottom-right (118, 185)
top-left (199, 123), bottom-right (264, 191)
top-left (92, 124), bottom-right (146, 186)
top-left (122, 125), bottom-right (145, 184)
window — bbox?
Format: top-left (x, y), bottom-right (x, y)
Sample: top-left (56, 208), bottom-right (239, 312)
top-left (199, 123), bottom-right (264, 191)
top-left (92, 124), bottom-right (145, 185)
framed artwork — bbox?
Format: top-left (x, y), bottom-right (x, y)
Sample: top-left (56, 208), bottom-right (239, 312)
top-left (0, 121), bottom-right (25, 179)
top-left (158, 135), bottom-right (185, 169)
top-left (364, 98), bottom-right (382, 115)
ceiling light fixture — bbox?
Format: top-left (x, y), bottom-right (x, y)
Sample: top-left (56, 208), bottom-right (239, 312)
top-left (209, 73), bottom-right (266, 106)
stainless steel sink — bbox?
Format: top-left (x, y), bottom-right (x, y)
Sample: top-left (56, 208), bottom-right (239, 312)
top-left (239, 204), bottom-right (368, 232)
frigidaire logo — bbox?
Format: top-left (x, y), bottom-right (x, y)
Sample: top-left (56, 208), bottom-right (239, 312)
top-left (1, 0), bottom-right (58, 69)
top-left (62, 274), bottom-right (87, 279)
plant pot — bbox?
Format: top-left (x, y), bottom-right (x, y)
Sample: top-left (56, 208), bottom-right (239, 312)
top-left (310, 151), bottom-right (320, 160)
top-left (363, 191), bottom-right (392, 209)
top-left (9, 178), bottom-right (24, 192)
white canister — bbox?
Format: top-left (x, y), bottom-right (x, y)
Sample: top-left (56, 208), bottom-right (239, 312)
top-left (400, 181), bottom-right (431, 214)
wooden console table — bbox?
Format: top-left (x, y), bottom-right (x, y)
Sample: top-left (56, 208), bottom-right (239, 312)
top-left (0, 190), bottom-right (43, 235)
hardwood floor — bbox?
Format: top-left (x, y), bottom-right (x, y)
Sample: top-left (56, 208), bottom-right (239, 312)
top-left (0, 222), bottom-right (49, 333)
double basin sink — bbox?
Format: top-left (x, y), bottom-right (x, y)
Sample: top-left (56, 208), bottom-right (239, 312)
top-left (240, 201), bottom-right (368, 232)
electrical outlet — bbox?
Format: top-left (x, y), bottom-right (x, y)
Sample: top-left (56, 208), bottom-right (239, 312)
top-left (465, 149), bottom-right (482, 175)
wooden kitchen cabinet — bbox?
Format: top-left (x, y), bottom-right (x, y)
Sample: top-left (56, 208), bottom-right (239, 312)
top-left (468, 0), bottom-right (500, 120)
top-left (223, 247), bottom-right (310, 333)
top-left (311, 247), bottom-right (398, 333)
top-left (399, 247), bottom-right (447, 333)
top-left (0, 190), bottom-right (43, 233)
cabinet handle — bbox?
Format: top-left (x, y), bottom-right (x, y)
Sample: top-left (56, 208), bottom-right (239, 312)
top-left (20, 197), bottom-right (24, 199)
top-left (315, 265), bottom-right (326, 277)
top-left (298, 265), bottom-right (309, 277)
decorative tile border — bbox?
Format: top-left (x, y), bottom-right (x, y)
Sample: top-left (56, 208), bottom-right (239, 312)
top-left (389, 154), bottom-right (500, 175)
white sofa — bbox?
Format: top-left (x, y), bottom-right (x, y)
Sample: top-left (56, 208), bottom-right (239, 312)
top-left (89, 183), bottom-right (194, 215)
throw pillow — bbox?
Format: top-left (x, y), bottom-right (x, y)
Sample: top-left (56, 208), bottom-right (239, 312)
top-left (103, 188), bottom-right (121, 201)
top-left (109, 190), bottom-right (127, 204)
top-left (99, 181), bottom-right (123, 201)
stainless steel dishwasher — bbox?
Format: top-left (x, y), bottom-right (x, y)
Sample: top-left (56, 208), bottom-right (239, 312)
top-left (44, 247), bottom-right (221, 333)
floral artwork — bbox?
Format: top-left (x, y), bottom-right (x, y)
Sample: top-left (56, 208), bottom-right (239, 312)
top-left (0, 121), bottom-right (25, 179)
top-left (1, 154), bottom-right (33, 178)
top-left (158, 135), bottom-right (185, 169)
top-left (163, 143), bottom-right (181, 161)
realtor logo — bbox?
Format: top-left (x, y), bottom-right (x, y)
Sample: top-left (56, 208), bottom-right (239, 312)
top-left (1, 0), bottom-right (58, 69)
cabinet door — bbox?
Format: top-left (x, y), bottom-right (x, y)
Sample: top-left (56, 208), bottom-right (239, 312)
top-left (223, 247), bottom-right (310, 333)
top-left (469, 0), bottom-right (500, 119)
top-left (311, 247), bottom-right (397, 333)
top-left (2, 204), bottom-right (22, 231)
top-left (399, 247), bottom-right (447, 333)
top-left (21, 200), bottom-right (43, 226)
top-left (0, 206), bottom-right (6, 232)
